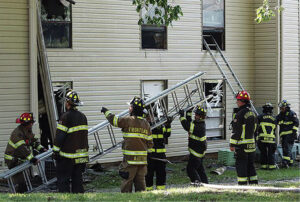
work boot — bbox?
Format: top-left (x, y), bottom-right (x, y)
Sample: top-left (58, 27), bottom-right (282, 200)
top-left (190, 180), bottom-right (201, 187)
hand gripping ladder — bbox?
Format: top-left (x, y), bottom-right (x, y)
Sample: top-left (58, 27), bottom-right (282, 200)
top-left (0, 150), bottom-right (56, 193)
top-left (89, 71), bottom-right (214, 162)
top-left (203, 35), bottom-right (258, 115)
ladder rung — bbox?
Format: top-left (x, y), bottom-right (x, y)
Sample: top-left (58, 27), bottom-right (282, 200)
top-left (203, 35), bottom-right (212, 37)
top-left (207, 44), bottom-right (216, 46)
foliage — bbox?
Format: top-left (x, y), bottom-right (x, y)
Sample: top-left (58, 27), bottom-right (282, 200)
top-left (255, 0), bottom-right (284, 24)
top-left (132, 0), bottom-right (183, 26)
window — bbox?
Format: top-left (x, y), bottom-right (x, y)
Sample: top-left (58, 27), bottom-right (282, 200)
top-left (202, 0), bottom-right (225, 50)
top-left (41, 0), bottom-right (72, 48)
top-left (141, 25), bottom-right (167, 49)
top-left (140, 3), bottom-right (167, 49)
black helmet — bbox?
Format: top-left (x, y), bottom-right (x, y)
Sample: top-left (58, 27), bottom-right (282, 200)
top-left (262, 103), bottom-right (273, 114)
top-left (130, 96), bottom-right (146, 116)
top-left (66, 90), bottom-right (83, 106)
top-left (278, 100), bottom-right (290, 108)
top-left (193, 105), bottom-right (207, 116)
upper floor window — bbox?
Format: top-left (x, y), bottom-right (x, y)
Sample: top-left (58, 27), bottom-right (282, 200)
top-left (41, 0), bottom-right (72, 48)
top-left (203, 0), bottom-right (225, 50)
top-left (140, 3), bottom-right (167, 50)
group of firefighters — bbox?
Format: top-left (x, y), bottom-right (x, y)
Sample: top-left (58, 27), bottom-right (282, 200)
top-left (4, 89), bottom-right (299, 193)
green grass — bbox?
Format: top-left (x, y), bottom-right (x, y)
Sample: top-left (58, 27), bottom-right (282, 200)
top-left (0, 186), bottom-right (299, 201)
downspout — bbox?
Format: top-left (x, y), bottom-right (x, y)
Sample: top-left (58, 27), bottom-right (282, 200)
top-left (277, 0), bottom-right (283, 109)
top-left (29, 0), bottom-right (39, 135)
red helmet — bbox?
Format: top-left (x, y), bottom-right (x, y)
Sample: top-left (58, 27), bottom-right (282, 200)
top-left (16, 113), bottom-right (35, 124)
top-left (236, 90), bottom-right (250, 101)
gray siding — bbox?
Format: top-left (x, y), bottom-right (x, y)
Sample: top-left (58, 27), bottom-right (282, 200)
top-left (0, 0), bottom-right (30, 168)
top-left (47, 0), bottom-right (256, 163)
top-left (281, 0), bottom-right (300, 115)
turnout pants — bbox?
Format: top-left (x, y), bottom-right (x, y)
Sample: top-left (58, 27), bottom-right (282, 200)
top-left (56, 158), bottom-right (86, 193)
top-left (235, 149), bottom-right (258, 185)
top-left (145, 157), bottom-right (166, 190)
top-left (6, 160), bottom-right (27, 193)
top-left (119, 161), bottom-right (147, 193)
top-left (282, 136), bottom-right (294, 166)
top-left (187, 154), bottom-right (208, 183)
top-left (257, 142), bottom-right (276, 169)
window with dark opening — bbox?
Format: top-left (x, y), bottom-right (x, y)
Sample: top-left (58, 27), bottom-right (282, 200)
top-left (41, 0), bottom-right (72, 48)
top-left (203, 0), bottom-right (225, 50)
top-left (141, 25), bottom-right (167, 49)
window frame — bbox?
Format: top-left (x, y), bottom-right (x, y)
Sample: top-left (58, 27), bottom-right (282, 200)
top-left (140, 25), bottom-right (168, 50)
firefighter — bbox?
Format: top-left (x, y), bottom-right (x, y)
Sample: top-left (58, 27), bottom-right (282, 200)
top-left (230, 90), bottom-right (258, 185)
top-left (256, 103), bottom-right (277, 170)
top-left (145, 111), bottom-right (172, 191)
top-left (4, 113), bottom-right (43, 193)
top-left (53, 90), bottom-right (89, 193)
top-left (276, 100), bottom-right (299, 168)
top-left (179, 106), bottom-right (208, 184)
top-left (101, 96), bottom-right (153, 193)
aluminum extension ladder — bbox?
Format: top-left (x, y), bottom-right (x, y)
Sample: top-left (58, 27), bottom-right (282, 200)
top-left (203, 35), bottom-right (258, 115)
top-left (0, 150), bottom-right (56, 193)
top-left (89, 71), bottom-right (214, 162)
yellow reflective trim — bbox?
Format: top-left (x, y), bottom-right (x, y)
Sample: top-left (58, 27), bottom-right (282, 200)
top-left (162, 127), bottom-right (166, 133)
top-left (105, 111), bottom-right (111, 117)
top-left (57, 124), bottom-right (69, 132)
top-left (137, 116), bottom-right (144, 119)
top-left (188, 148), bottom-right (205, 158)
top-left (37, 145), bottom-right (43, 150)
top-left (152, 134), bottom-right (164, 139)
top-left (237, 139), bottom-right (255, 145)
top-left (26, 153), bottom-right (34, 160)
top-left (157, 185), bottom-right (166, 190)
top-left (261, 165), bottom-right (267, 169)
top-left (67, 125), bottom-right (88, 133)
top-left (249, 175), bottom-right (258, 181)
top-left (269, 165), bottom-right (276, 169)
top-left (9, 140), bottom-right (25, 149)
top-left (241, 124), bottom-right (246, 140)
top-left (279, 121), bottom-right (293, 125)
top-left (113, 116), bottom-right (118, 127)
top-left (122, 150), bottom-right (147, 156)
top-left (4, 154), bottom-right (13, 160)
top-left (189, 123), bottom-right (195, 134)
top-left (258, 133), bottom-right (275, 138)
top-left (280, 130), bottom-right (293, 136)
top-left (59, 151), bottom-right (89, 159)
top-left (237, 177), bottom-right (248, 182)
top-left (146, 186), bottom-right (153, 191)
top-left (190, 135), bottom-right (206, 142)
top-left (260, 122), bottom-right (276, 136)
top-left (53, 145), bottom-right (60, 152)
top-left (166, 128), bottom-right (171, 132)
top-left (123, 133), bottom-right (152, 141)
top-left (127, 160), bottom-right (147, 165)
top-left (230, 138), bottom-right (238, 144)
top-left (187, 112), bottom-right (192, 116)
top-left (244, 148), bottom-right (256, 153)
top-left (293, 126), bottom-right (298, 131)
top-left (283, 156), bottom-right (290, 160)
top-left (180, 117), bottom-right (186, 121)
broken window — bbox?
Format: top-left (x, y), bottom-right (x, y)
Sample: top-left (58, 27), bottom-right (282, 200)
top-left (140, 3), bottom-right (167, 49)
top-left (203, 0), bottom-right (225, 50)
top-left (41, 0), bottom-right (72, 48)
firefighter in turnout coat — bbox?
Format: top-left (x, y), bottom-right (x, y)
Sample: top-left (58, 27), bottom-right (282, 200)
top-left (179, 106), bottom-right (208, 184)
top-left (101, 97), bottom-right (153, 193)
top-left (276, 100), bottom-right (299, 168)
top-left (4, 113), bottom-right (43, 193)
top-left (145, 112), bottom-right (172, 191)
top-left (256, 103), bottom-right (277, 170)
top-left (53, 90), bottom-right (89, 193)
top-left (230, 90), bottom-right (258, 185)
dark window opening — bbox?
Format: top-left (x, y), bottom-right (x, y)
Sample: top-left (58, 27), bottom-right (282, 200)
top-left (202, 0), bottom-right (225, 50)
top-left (141, 25), bottom-right (167, 49)
top-left (41, 0), bottom-right (72, 48)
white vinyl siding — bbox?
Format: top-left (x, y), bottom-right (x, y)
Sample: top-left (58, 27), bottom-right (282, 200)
top-left (46, 0), bottom-right (256, 163)
top-left (0, 0), bottom-right (29, 169)
top-left (281, 0), bottom-right (300, 115)
top-left (253, 0), bottom-right (278, 112)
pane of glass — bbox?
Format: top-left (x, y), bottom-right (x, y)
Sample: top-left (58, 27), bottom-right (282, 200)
top-left (41, 0), bottom-right (71, 21)
top-left (142, 25), bottom-right (167, 49)
top-left (42, 22), bottom-right (71, 48)
top-left (203, 0), bottom-right (224, 28)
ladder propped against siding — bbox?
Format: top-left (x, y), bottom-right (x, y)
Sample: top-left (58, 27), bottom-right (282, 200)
top-left (203, 35), bottom-right (258, 115)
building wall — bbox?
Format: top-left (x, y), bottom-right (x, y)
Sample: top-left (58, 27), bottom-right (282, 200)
top-left (253, 0), bottom-right (279, 113)
top-left (46, 0), bottom-right (256, 163)
top-left (0, 0), bottom-right (30, 168)
top-left (281, 0), bottom-right (300, 115)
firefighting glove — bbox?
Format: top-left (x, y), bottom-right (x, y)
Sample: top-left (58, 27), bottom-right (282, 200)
top-left (166, 116), bottom-right (173, 125)
top-left (119, 171), bottom-right (129, 180)
top-left (52, 151), bottom-right (60, 161)
top-left (101, 107), bottom-right (108, 114)
top-left (30, 157), bottom-right (39, 165)
top-left (179, 109), bottom-right (184, 117)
